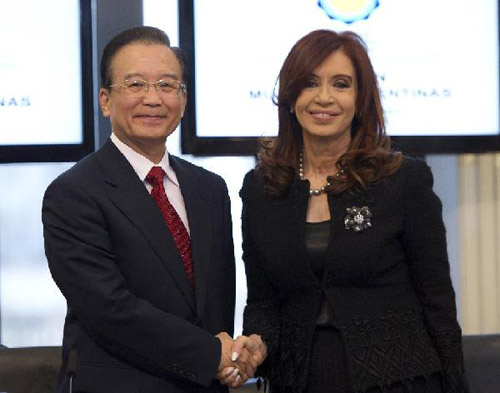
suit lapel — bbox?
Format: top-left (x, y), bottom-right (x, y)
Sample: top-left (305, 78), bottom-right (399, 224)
top-left (170, 156), bottom-right (212, 318)
top-left (96, 141), bottom-right (196, 311)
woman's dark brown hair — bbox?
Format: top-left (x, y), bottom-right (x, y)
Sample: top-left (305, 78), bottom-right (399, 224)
top-left (257, 29), bottom-right (402, 197)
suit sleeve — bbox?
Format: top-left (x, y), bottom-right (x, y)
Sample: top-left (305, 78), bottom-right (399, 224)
top-left (218, 177), bottom-right (237, 336)
top-left (402, 159), bottom-right (469, 393)
top-left (239, 171), bottom-right (281, 380)
top-left (42, 173), bottom-right (221, 387)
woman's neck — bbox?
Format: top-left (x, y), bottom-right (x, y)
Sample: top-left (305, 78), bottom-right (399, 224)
top-left (302, 137), bottom-right (348, 178)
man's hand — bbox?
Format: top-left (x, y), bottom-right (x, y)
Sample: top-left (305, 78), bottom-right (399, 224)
top-left (215, 332), bottom-right (242, 386)
top-left (216, 334), bottom-right (267, 388)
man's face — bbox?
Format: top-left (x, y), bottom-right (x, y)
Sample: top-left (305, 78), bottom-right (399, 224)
top-left (99, 43), bottom-right (186, 160)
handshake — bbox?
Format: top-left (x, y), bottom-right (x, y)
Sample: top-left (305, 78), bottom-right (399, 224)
top-left (215, 332), bottom-right (268, 389)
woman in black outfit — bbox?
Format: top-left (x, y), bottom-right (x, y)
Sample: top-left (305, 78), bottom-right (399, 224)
top-left (236, 30), bottom-right (469, 393)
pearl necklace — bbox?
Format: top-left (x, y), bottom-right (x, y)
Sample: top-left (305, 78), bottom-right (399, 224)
top-left (299, 151), bottom-right (345, 197)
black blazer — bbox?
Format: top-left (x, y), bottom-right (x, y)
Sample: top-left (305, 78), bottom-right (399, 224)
top-left (240, 157), bottom-right (468, 393)
top-left (42, 140), bottom-right (235, 393)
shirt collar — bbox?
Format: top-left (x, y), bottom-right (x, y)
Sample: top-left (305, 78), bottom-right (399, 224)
top-left (110, 133), bottom-right (180, 187)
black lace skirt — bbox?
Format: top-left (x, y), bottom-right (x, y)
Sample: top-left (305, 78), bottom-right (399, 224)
top-left (306, 327), bottom-right (443, 393)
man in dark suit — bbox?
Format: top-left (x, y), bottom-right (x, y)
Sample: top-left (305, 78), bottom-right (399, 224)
top-left (42, 26), bottom-right (255, 393)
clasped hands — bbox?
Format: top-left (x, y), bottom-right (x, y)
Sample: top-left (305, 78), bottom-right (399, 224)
top-left (216, 332), bottom-right (267, 388)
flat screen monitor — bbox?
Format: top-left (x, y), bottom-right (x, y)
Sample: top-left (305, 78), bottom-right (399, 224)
top-left (179, 0), bottom-right (500, 155)
top-left (0, 0), bottom-right (94, 163)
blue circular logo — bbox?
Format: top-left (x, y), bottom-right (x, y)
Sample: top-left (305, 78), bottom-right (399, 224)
top-left (318, 0), bottom-right (380, 24)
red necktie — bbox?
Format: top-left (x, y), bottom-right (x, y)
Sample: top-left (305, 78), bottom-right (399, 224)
top-left (146, 166), bottom-right (195, 289)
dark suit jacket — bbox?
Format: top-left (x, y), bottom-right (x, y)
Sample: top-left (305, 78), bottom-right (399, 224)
top-left (42, 140), bottom-right (235, 393)
top-left (240, 157), bottom-right (468, 393)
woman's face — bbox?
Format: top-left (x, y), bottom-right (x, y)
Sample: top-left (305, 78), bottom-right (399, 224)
top-left (294, 49), bottom-right (357, 145)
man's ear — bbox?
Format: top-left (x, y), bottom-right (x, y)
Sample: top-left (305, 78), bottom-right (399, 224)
top-left (99, 88), bottom-right (111, 117)
top-left (181, 93), bottom-right (187, 118)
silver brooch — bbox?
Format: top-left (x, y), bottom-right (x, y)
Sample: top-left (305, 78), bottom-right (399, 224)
top-left (344, 206), bottom-right (372, 232)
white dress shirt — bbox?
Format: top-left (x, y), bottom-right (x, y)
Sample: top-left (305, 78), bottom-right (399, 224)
top-left (110, 133), bottom-right (190, 234)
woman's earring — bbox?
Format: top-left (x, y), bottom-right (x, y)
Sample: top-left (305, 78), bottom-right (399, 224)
top-left (290, 107), bottom-right (294, 114)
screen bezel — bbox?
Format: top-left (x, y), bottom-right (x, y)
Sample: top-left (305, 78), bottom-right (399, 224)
top-left (179, 0), bottom-right (500, 156)
top-left (0, 0), bottom-right (94, 163)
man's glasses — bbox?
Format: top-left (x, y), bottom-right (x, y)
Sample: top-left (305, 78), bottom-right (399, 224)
top-left (109, 79), bottom-right (186, 97)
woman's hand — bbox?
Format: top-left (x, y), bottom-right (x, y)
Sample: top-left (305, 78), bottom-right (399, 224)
top-left (216, 334), bottom-right (268, 388)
